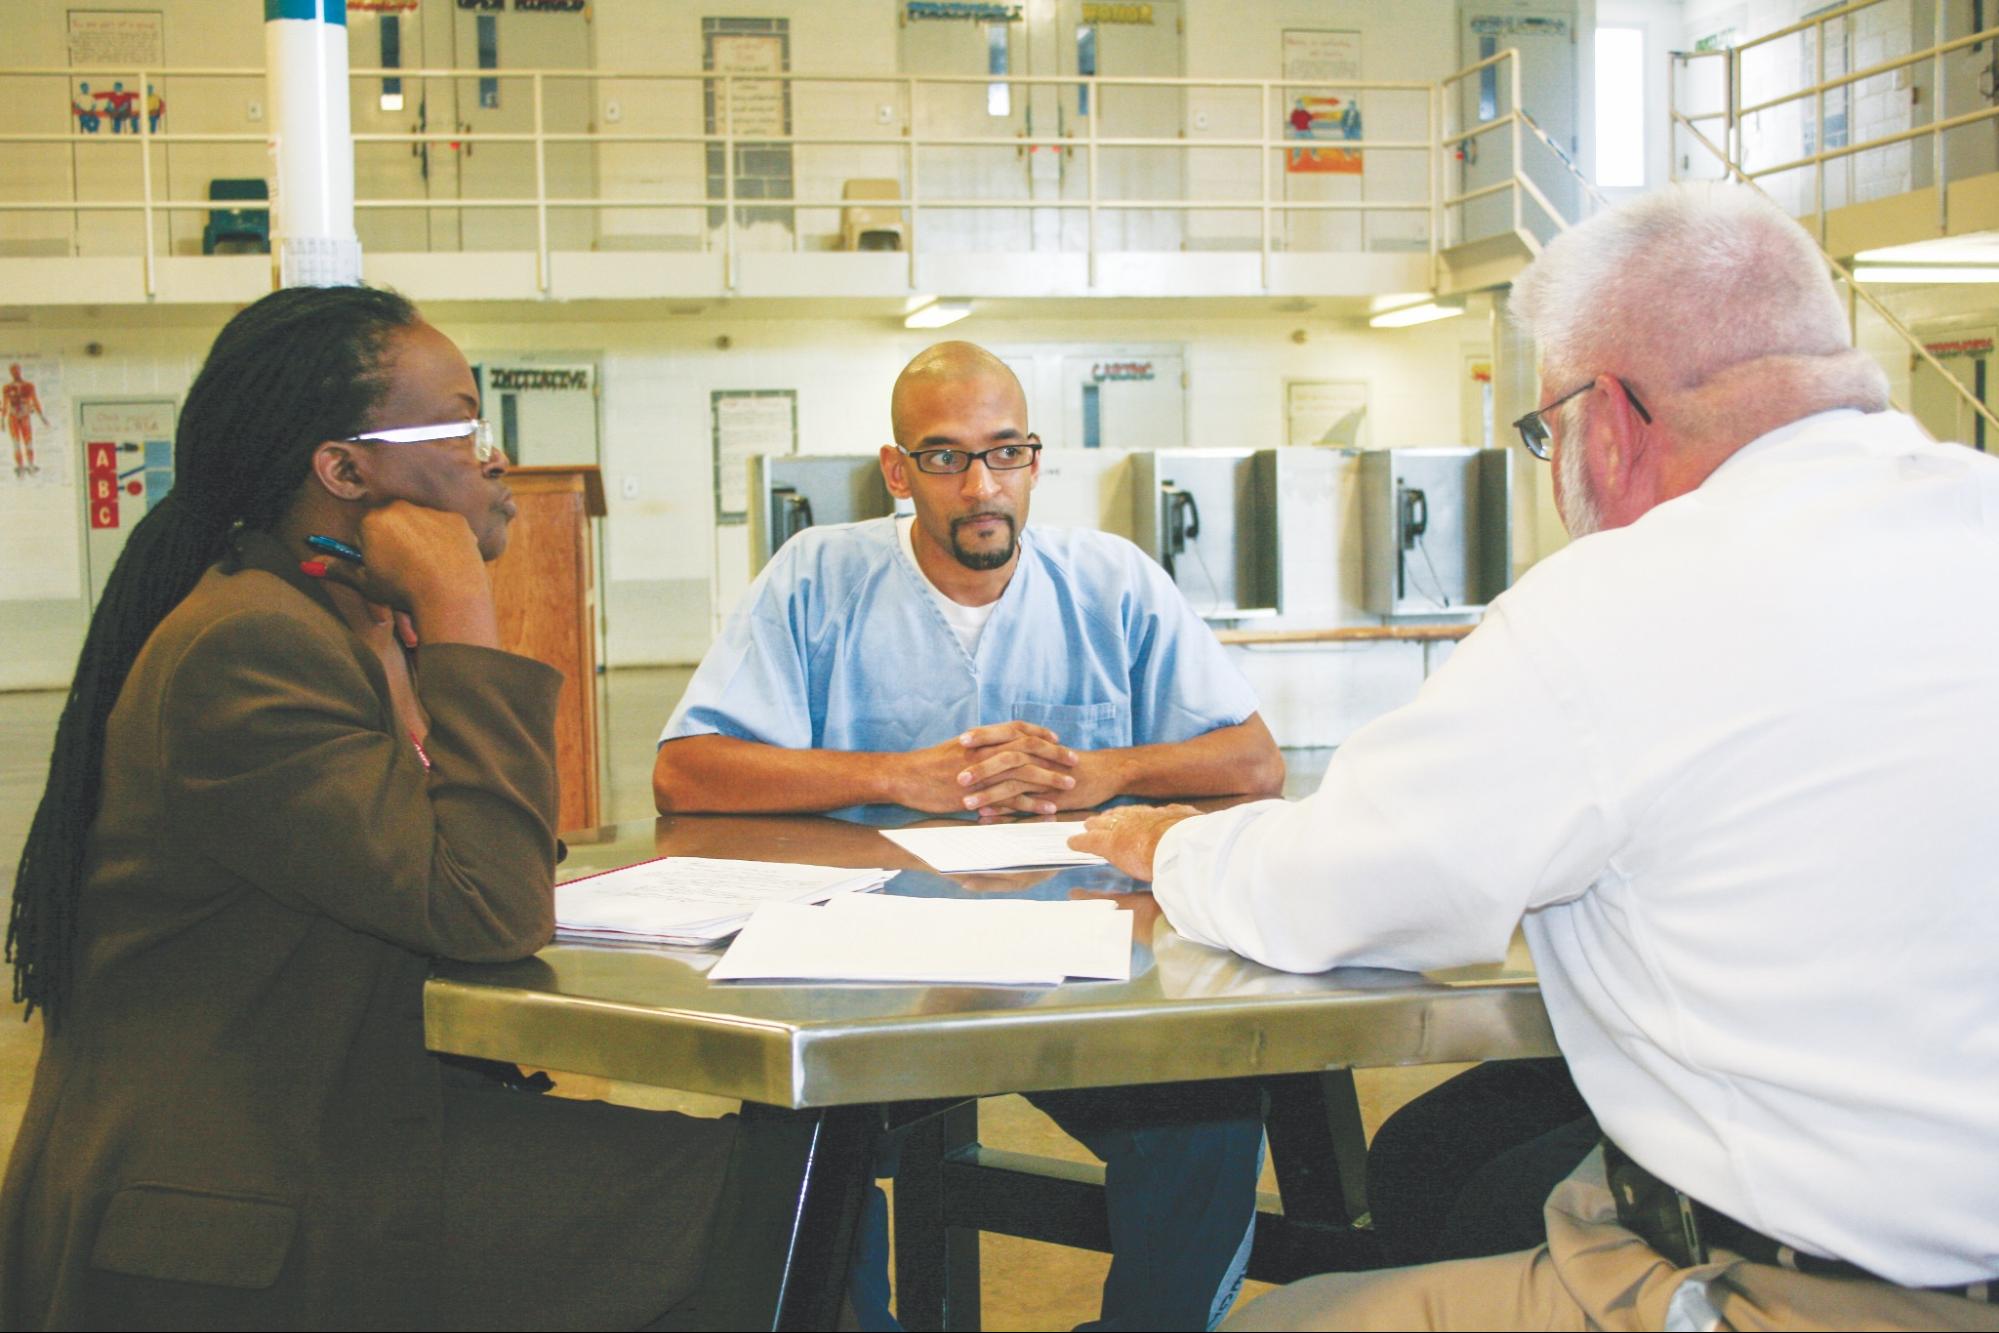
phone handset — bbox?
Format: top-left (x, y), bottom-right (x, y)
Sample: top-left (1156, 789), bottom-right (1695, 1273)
top-left (1397, 482), bottom-right (1450, 607)
top-left (1399, 485), bottom-right (1428, 550)
top-left (772, 486), bottom-right (814, 546)
top-left (1161, 483), bottom-right (1201, 578)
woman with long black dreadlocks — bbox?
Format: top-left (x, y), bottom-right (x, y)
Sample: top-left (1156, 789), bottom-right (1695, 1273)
top-left (0, 286), bottom-right (736, 1329)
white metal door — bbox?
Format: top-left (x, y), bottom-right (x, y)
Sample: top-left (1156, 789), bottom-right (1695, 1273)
top-left (1056, 1), bottom-right (1185, 254)
top-left (1457, 6), bottom-right (1579, 245)
top-left (902, 15), bottom-right (1030, 254)
top-left (346, 11), bottom-right (434, 253)
top-left (450, 5), bottom-right (596, 254)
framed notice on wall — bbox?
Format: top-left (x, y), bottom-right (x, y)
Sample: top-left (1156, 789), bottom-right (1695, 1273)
top-left (67, 10), bottom-right (164, 67)
top-left (1285, 379), bottom-right (1368, 448)
top-left (1282, 30), bottom-right (1363, 175)
top-left (709, 33), bottom-right (786, 138)
top-left (712, 389), bottom-right (798, 524)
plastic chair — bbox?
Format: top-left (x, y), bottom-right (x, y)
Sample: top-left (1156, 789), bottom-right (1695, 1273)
top-left (202, 179), bottom-right (270, 255)
top-left (840, 179), bottom-right (906, 252)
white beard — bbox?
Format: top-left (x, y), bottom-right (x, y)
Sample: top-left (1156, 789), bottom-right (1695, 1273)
top-left (1554, 411), bottom-right (1606, 538)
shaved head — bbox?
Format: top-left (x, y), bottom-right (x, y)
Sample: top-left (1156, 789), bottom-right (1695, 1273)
top-left (881, 339), bottom-right (1038, 581)
top-left (891, 341), bottom-right (1026, 446)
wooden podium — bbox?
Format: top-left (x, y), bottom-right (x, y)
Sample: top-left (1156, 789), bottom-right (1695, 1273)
top-left (489, 465), bottom-right (606, 833)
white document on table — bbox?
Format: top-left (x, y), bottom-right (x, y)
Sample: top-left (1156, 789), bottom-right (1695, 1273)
top-left (709, 895), bottom-right (1133, 985)
top-left (879, 822), bottom-right (1106, 874)
top-left (555, 857), bottom-right (894, 947)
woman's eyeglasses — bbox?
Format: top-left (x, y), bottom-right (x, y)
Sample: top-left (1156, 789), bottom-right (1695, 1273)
top-left (345, 418), bottom-right (500, 464)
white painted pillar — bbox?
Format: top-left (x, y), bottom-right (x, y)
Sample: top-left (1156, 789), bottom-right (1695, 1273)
top-left (264, 0), bottom-right (361, 286)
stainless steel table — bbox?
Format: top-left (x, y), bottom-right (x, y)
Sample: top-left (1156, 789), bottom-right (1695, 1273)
top-left (424, 813), bottom-right (1555, 1330)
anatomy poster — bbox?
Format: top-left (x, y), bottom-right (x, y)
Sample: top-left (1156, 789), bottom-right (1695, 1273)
top-left (0, 355), bottom-right (82, 600)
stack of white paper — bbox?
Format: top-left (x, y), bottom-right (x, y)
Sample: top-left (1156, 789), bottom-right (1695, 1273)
top-left (710, 894), bottom-right (1134, 985)
top-left (880, 822), bottom-right (1106, 874)
top-left (555, 856), bottom-right (895, 947)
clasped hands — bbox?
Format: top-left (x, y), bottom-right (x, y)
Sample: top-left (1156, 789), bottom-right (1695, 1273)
top-left (892, 721), bottom-right (1119, 820)
top-left (889, 721), bottom-right (1201, 885)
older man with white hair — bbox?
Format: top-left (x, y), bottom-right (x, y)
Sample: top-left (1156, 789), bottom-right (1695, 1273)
top-left (1073, 182), bottom-right (1999, 1330)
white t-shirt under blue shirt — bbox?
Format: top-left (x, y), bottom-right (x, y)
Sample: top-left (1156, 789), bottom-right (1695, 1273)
top-left (898, 514), bottom-right (996, 659)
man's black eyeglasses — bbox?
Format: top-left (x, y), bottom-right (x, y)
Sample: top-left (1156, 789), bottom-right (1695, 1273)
top-left (1512, 378), bottom-right (1652, 461)
top-left (899, 436), bottom-right (1043, 475)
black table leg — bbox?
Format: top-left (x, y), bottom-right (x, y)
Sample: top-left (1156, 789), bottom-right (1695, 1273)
top-left (1264, 1069), bottom-right (1370, 1227)
top-left (1248, 1069), bottom-right (1382, 1280)
top-left (892, 1100), bottom-right (982, 1332)
top-left (879, 1074), bottom-right (1386, 1330)
top-left (662, 1101), bottom-right (880, 1331)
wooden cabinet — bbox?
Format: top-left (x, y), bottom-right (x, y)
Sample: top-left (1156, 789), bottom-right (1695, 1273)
top-left (489, 465), bottom-right (605, 833)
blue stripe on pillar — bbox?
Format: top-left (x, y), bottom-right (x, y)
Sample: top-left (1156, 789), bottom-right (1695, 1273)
top-left (264, 0), bottom-right (348, 24)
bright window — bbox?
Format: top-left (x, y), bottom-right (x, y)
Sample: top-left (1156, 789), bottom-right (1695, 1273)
top-left (987, 24), bottom-right (1011, 118)
top-left (1595, 26), bottom-right (1645, 187)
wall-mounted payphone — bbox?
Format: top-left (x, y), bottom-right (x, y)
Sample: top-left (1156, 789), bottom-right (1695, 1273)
top-left (1159, 483), bottom-right (1201, 579)
top-left (1131, 449), bottom-right (1283, 620)
top-left (746, 454), bottom-right (894, 574)
top-left (768, 486), bottom-right (815, 548)
top-left (1359, 447), bottom-right (1511, 618)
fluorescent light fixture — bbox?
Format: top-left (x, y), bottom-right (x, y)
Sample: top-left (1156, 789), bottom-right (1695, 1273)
top-left (1852, 265), bottom-right (1999, 284)
top-left (1856, 236), bottom-right (1999, 264)
top-left (1369, 300), bottom-right (1465, 329)
top-left (905, 298), bottom-right (972, 330)
top-left (1367, 291), bottom-right (1432, 314)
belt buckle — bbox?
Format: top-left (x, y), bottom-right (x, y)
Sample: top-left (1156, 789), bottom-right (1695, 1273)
top-left (1604, 1138), bottom-right (1709, 1268)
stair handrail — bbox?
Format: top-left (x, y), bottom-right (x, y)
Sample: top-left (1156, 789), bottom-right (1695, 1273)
top-left (1516, 107), bottom-right (1611, 218)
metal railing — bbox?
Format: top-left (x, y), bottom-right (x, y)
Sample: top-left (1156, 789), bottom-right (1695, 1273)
top-left (347, 66), bottom-right (1444, 293)
top-left (0, 63), bottom-right (1465, 295)
top-left (1672, 1), bottom-right (1999, 238)
top-left (1668, 2), bottom-right (1999, 440)
top-left (0, 65), bottom-right (269, 295)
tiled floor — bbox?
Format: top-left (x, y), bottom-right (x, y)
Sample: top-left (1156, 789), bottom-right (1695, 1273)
top-left (0, 670), bottom-right (1463, 1330)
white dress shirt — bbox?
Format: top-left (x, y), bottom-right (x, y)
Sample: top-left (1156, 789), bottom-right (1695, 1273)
top-left (1153, 410), bottom-right (1999, 1286)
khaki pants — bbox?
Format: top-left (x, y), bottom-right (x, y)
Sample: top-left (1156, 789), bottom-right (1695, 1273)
top-left (1225, 1148), bottom-right (1999, 1332)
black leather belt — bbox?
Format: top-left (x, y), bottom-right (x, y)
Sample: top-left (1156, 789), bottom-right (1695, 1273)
top-left (1601, 1137), bottom-right (1993, 1302)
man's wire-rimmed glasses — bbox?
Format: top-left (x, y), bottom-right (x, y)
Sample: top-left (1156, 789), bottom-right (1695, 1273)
top-left (1512, 379), bottom-right (1652, 461)
top-left (899, 435), bottom-right (1042, 475)
top-left (346, 418), bottom-right (501, 464)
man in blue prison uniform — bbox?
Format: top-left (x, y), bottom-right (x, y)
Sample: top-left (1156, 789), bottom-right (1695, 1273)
top-left (656, 341), bottom-right (1285, 1330)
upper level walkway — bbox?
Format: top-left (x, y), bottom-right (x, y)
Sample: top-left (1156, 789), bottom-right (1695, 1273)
top-left (0, 54), bottom-right (1576, 307)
